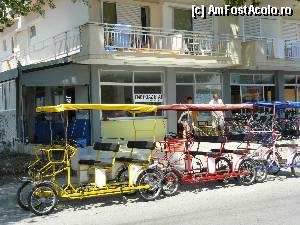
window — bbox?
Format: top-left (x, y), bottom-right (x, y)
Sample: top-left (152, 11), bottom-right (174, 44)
top-left (30, 25), bottom-right (37, 39)
top-left (176, 72), bottom-right (222, 104)
top-left (2, 40), bottom-right (7, 51)
top-left (230, 73), bottom-right (275, 103)
top-left (36, 87), bottom-right (45, 107)
top-left (173, 8), bottom-right (192, 31)
top-left (103, 2), bottom-right (117, 24)
top-left (0, 80), bottom-right (16, 111)
top-left (284, 75), bottom-right (300, 101)
top-left (100, 70), bottom-right (164, 118)
top-left (141, 7), bottom-right (150, 27)
top-left (11, 37), bottom-right (14, 53)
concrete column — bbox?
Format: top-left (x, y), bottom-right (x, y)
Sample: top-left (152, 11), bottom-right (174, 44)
top-left (165, 68), bottom-right (177, 133)
top-left (222, 70), bottom-right (231, 104)
top-left (88, 0), bottom-right (102, 23)
top-left (275, 70), bottom-right (285, 102)
top-left (90, 65), bottom-right (101, 142)
top-left (79, 23), bottom-right (105, 59)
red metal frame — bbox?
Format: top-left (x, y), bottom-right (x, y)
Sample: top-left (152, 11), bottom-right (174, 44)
top-left (154, 103), bottom-right (255, 184)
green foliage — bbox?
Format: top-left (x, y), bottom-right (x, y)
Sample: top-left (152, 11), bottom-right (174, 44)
top-left (0, 0), bottom-right (87, 32)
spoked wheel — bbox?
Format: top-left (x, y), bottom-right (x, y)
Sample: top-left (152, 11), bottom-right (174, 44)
top-left (28, 182), bottom-right (57, 216)
top-left (215, 157), bottom-right (231, 183)
top-left (291, 153), bottom-right (300, 177)
top-left (266, 152), bottom-right (281, 175)
top-left (17, 180), bottom-right (34, 211)
top-left (162, 170), bottom-right (179, 196)
top-left (254, 160), bottom-right (268, 183)
top-left (136, 169), bottom-right (162, 201)
top-left (116, 167), bottom-right (136, 195)
top-left (237, 159), bottom-right (257, 185)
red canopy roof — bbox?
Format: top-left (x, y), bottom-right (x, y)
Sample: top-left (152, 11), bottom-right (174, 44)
top-left (157, 104), bottom-right (254, 111)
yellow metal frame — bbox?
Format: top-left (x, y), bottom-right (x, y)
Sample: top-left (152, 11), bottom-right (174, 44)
top-left (28, 103), bottom-right (158, 199)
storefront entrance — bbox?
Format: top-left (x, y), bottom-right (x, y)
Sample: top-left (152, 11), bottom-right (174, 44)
top-left (22, 85), bottom-right (91, 144)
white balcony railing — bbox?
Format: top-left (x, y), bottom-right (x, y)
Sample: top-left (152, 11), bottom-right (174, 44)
top-left (0, 26), bottom-right (81, 72)
top-left (285, 40), bottom-right (300, 59)
top-left (16, 26), bottom-right (81, 66)
top-left (103, 24), bottom-right (231, 57)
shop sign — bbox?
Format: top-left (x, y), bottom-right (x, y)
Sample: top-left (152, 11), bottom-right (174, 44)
top-left (134, 94), bottom-right (163, 103)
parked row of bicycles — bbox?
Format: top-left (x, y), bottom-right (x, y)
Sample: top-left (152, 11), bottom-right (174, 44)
top-left (16, 102), bottom-right (300, 216)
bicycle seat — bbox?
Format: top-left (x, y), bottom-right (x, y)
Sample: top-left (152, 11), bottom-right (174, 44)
top-left (189, 151), bottom-right (220, 157)
top-left (94, 162), bottom-right (113, 167)
top-left (211, 149), bottom-right (235, 154)
top-left (115, 157), bottom-right (149, 165)
top-left (78, 160), bottom-right (98, 165)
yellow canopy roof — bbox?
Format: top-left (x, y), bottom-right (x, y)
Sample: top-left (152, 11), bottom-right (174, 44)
top-left (36, 104), bottom-right (157, 113)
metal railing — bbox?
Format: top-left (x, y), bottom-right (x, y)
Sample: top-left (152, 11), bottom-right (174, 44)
top-left (285, 40), bottom-right (300, 59)
top-left (13, 26), bottom-right (81, 67)
top-left (242, 36), bottom-right (275, 58)
top-left (0, 26), bottom-right (80, 72)
top-left (0, 55), bottom-right (18, 73)
top-left (103, 23), bottom-right (232, 57)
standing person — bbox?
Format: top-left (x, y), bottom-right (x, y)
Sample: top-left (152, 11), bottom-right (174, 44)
top-left (178, 97), bottom-right (197, 137)
top-left (209, 94), bottom-right (225, 136)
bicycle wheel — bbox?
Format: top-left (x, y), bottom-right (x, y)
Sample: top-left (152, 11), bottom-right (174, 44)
top-left (162, 170), bottom-right (179, 196)
top-left (215, 157), bottom-right (231, 183)
top-left (237, 159), bottom-right (256, 185)
top-left (136, 169), bottom-right (162, 201)
top-left (291, 153), bottom-right (300, 177)
top-left (266, 152), bottom-right (281, 175)
top-left (254, 160), bottom-right (268, 183)
top-left (115, 167), bottom-right (136, 195)
top-left (16, 180), bottom-right (34, 211)
top-left (28, 182), bottom-right (57, 216)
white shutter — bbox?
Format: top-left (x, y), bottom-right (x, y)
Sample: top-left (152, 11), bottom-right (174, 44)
top-left (282, 21), bottom-right (298, 41)
top-left (116, 3), bottom-right (141, 27)
top-left (244, 16), bottom-right (261, 39)
top-left (193, 15), bottom-right (213, 35)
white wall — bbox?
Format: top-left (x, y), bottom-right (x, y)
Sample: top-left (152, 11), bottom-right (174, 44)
top-left (0, 0), bottom-right (89, 72)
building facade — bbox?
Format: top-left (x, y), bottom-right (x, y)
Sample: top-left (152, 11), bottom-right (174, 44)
top-left (0, 0), bottom-right (300, 144)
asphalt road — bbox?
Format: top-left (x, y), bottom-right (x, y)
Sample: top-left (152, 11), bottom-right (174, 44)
top-left (1, 171), bottom-right (300, 225)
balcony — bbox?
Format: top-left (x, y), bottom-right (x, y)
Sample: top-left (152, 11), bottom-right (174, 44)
top-left (75, 23), bottom-right (242, 68)
top-left (0, 27), bottom-right (81, 72)
top-left (241, 37), bottom-right (300, 70)
top-left (285, 40), bottom-right (300, 60)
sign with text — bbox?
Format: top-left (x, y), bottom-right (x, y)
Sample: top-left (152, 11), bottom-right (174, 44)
top-left (134, 94), bottom-right (163, 103)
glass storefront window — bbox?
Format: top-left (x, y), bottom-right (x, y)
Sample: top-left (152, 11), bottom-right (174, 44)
top-left (176, 72), bottom-right (222, 105)
top-left (284, 75), bottom-right (296, 84)
top-left (195, 73), bottom-right (221, 83)
top-left (100, 70), bottom-right (164, 118)
top-left (176, 73), bottom-right (194, 83)
top-left (36, 87), bottom-right (45, 107)
top-left (230, 73), bottom-right (275, 103)
top-left (176, 85), bottom-right (194, 104)
top-left (264, 86), bottom-right (275, 101)
top-left (241, 86), bottom-right (263, 102)
top-left (101, 86), bottom-right (133, 104)
top-left (134, 72), bottom-right (162, 83)
top-left (284, 75), bottom-right (300, 101)
top-left (254, 75), bottom-right (274, 84)
top-left (284, 86), bottom-right (296, 102)
top-left (231, 85), bottom-right (241, 104)
top-left (196, 85), bottom-right (221, 104)
top-left (231, 74), bottom-right (253, 84)
top-left (100, 71), bottom-right (132, 83)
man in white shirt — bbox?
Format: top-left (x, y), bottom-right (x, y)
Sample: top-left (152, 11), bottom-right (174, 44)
top-left (209, 94), bottom-right (225, 136)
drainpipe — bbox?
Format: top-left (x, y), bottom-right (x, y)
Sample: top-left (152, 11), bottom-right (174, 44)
top-left (16, 62), bottom-right (24, 143)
